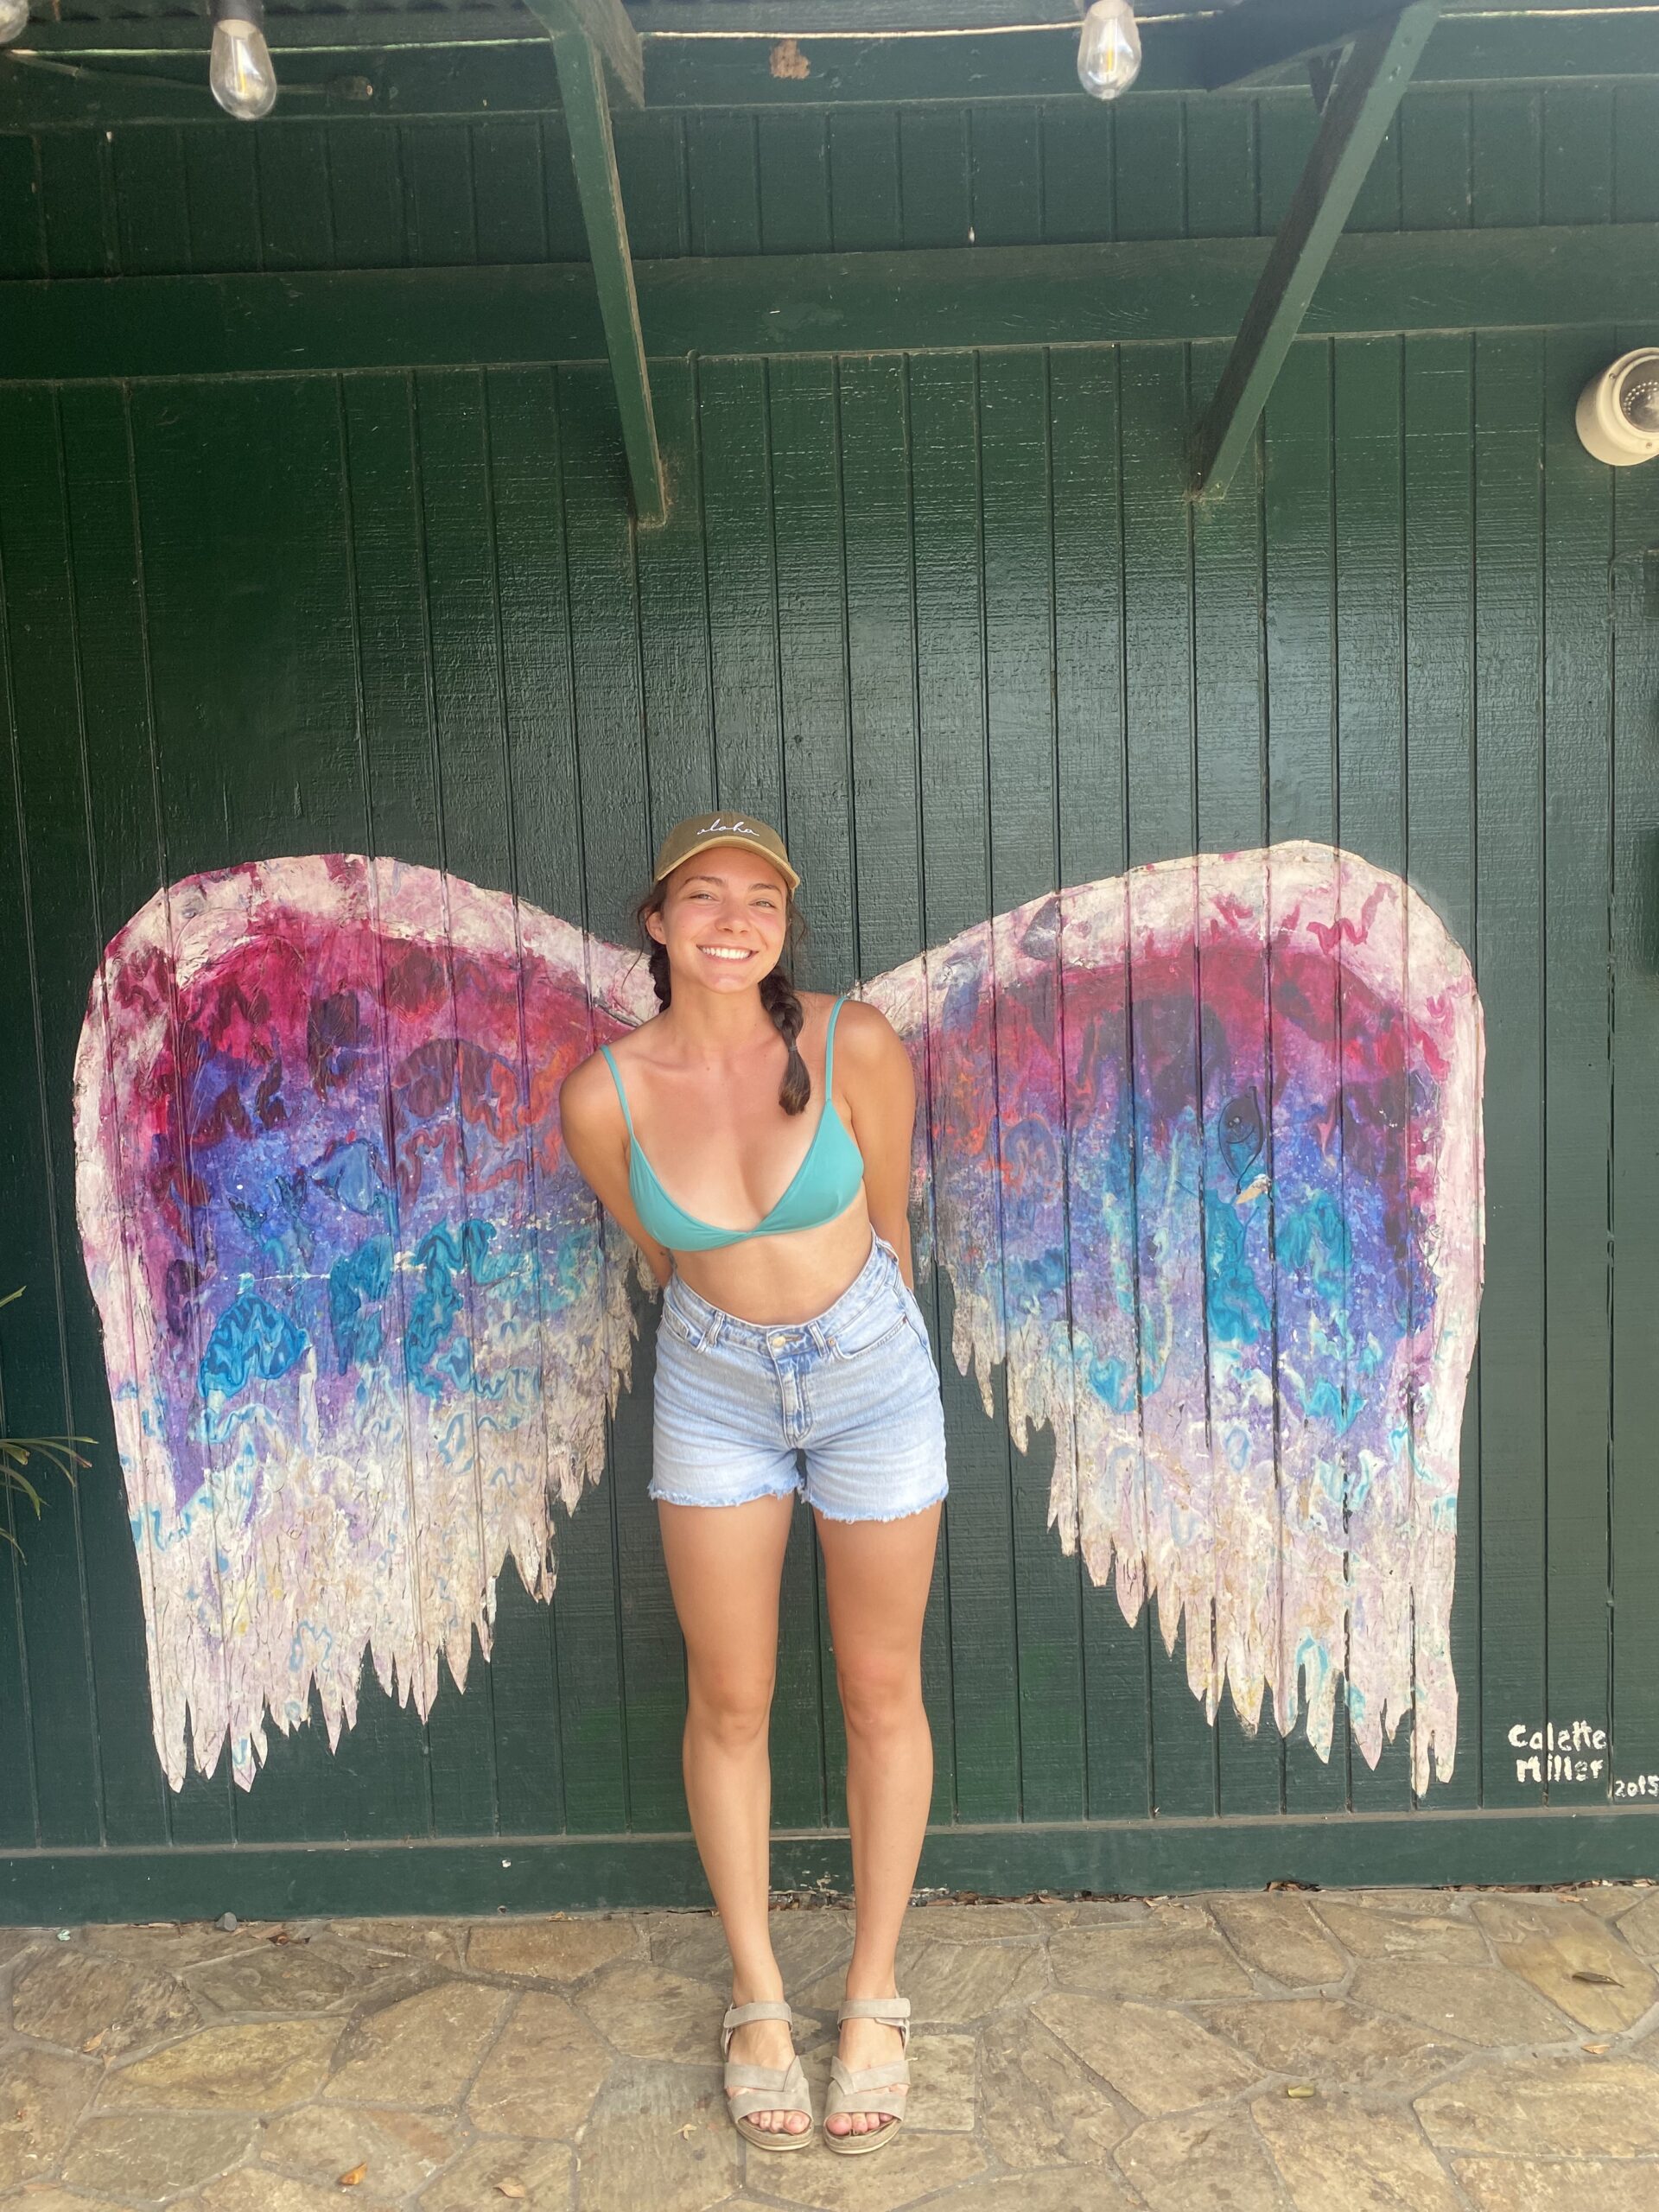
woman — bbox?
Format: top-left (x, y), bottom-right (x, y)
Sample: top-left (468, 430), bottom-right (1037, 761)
top-left (559, 809), bottom-right (947, 2158)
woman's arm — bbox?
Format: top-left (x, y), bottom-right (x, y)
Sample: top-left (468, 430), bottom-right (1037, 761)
top-left (837, 1001), bottom-right (920, 1293)
top-left (559, 1053), bottom-right (676, 1291)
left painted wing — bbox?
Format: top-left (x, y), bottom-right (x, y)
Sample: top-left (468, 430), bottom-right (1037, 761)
top-left (73, 855), bottom-right (657, 1790)
top-left (861, 842), bottom-right (1484, 1795)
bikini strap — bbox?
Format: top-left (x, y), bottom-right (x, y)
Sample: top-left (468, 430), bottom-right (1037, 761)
top-left (824, 993), bottom-right (849, 1091)
top-left (597, 1042), bottom-right (636, 1137)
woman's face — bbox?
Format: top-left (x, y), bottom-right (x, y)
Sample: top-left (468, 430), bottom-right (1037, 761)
top-left (649, 849), bottom-right (791, 989)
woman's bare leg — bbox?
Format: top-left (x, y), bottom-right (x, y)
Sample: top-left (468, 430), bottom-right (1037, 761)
top-left (657, 1490), bottom-right (805, 2135)
top-left (814, 1501), bottom-right (942, 2137)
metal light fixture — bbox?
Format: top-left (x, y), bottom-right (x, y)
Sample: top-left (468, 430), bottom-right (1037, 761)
top-left (210, 0), bottom-right (278, 120)
top-left (0, 0), bottom-right (30, 47)
top-left (1576, 349), bottom-right (1659, 467)
top-left (1077, 0), bottom-right (1141, 99)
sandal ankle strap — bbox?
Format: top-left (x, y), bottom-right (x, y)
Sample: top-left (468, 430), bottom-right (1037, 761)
top-left (836, 1994), bottom-right (911, 2045)
top-left (721, 1998), bottom-right (793, 2056)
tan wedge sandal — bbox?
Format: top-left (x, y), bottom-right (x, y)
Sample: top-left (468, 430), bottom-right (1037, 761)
top-left (720, 1999), bottom-right (814, 2152)
top-left (823, 1994), bottom-right (912, 2156)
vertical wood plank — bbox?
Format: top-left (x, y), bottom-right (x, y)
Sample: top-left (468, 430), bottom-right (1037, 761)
top-left (1471, 330), bottom-right (1547, 1808)
top-left (482, 363), bottom-right (583, 1840)
top-left (908, 352), bottom-right (996, 1824)
top-left (1039, 99), bottom-right (1114, 244)
top-left (1332, 334), bottom-right (1414, 1814)
top-left (1541, 328), bottom-right (1615, 1797)
top-left (828, 109), bottom-right (902, 252)
top-left (330, 127), bottom-right (408, 268)
top-left (1607, 344), bottom-right (1659, 1801)
top-left (1402, 332), bottom-right (1479, 1809)
top-left (968, 105), bottom-right (1040, 248)
top-left (256, 124), bottom-right (336, 270)
top-left (111, 129), bottom-right (192, 274)
top-left (1050, 346), bottom-right (1146, 1822)
top-left (757, 112), bottom-right (830, 255)
top-left (983, 350), bottom-right (1087, 1821)
top-left (0, 391), bottom-right (105, 1848)
top-left (1120, 343), bottom-right (1215, 1816)
top-left (38, 129), bottom-right (114, 277)
top-left (471, 120), bottom-right (550, 264)
top-left (897, 107), bottom-right (970, 249)
top-left (1400, 90), bottom-right (1472, 231)
top-left (182, 130), bottom-right (263, 274)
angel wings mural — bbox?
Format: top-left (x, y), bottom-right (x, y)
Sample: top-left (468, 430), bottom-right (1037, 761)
top-left (71, 842), bottom-right (1483, 1802)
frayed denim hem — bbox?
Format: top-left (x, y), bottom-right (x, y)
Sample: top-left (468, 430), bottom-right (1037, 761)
top-left (809, 1486), bottom-right (948, 1527)
top-left (647, 1478), bottom-right (804, 1510)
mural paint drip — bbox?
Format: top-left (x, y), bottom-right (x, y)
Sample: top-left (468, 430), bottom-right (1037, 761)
top-left (73, 842), bottom-right (1483, 1796)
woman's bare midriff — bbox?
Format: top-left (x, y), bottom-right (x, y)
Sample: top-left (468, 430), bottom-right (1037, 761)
top-left (670, 1198), bottom-right (879, 1326)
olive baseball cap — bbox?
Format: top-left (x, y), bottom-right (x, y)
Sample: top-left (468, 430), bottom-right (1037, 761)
top-left (652, 810), bottom-right (801, 893)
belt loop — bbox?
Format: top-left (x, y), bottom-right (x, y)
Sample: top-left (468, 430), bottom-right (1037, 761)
top-left (702, 1308), bottom-right (726, 1349)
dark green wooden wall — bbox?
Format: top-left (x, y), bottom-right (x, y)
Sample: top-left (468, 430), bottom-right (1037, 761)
top-left (3, 77), bottom-right (1658, 1917)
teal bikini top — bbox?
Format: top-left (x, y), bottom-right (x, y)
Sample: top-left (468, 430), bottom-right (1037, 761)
top-left (599, 995), bottom-right (866, 1252)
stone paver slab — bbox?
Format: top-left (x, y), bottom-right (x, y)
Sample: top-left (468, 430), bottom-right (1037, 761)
top-left (1571, 1885), bottom-right (1649, 1921)
top-left (0, 2192), bottom-right (130, 2211)
top-left (647, 1910), bottom-right (853, 2001)
top-left (324, 1983), bottom-right (508, 2106)
top-left (1471, 1895), bottom-right (1658, 2031)
top-left (11, 1947), bottom-right (199, 2056)
top-left (1348, 1959), bottom-right (1573, 2046)
top-left (59, 2110), bottom-right (251, 2197)
top-left (931, 2170), bottom-right (1140, 2212)
top-left (1026, 1900), bottom-right (1150, 1929)
top-left (760, 2130), bottom-right (986, 2209)
top-left (187, 1937), bottom-right (414, 2019)
top-left (569, 2069), bottom-right (740, 2212)
top-left (467, 1990), bottom-right (611, 2139)
top-left (0, 2049), bottom-right (97, 2185)
top-left (194, 2166), bottom-right (399, 2212)
top-left (1621, 1892), bottom-right (1659, 1961)
top-left (1453, 2155), bottom-right (1659, 2209)
top-left (879, 1938), bottom-right (1049, 2024)
top-left (1116, 2107), bottom-right (1292, 2212)
top-left (1049, 1921), bottom-right (1253, 2001)
top-left (257, 2102), bottom-right (461, 2197)
top-left (903, 1906), bottom-right (1039, 1942)
top-left (103, 2020), bottom-right (340, 2113)
top-left (1034, 1993), bottom-right (1259, 2116)
top-left (1313, 1898), bottom-right (1486, 1965)
top-left (1417, 2056), bottom-right (1659, 2157)
top-left (976, 2011), bottom-right (1128, 2169)
top-left (575, 1961), bottom-right (725, 2063)
top-left (1254, 2092), bottom-right (1465, 2211)
top-left (467, 1917), bottom-right (638, 1983)
top-left (85, 1925), bottom-right (247, 1971)
top-left (1200, 1995), bottom-right (1465, 2093)
top-left (1207, 1896), bottom-right (1346, 1988)
top-left (419, 2136), bottom-right (575, 2212)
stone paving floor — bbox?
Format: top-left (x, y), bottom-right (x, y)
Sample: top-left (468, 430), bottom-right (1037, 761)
top-left (3, 1883), bottom-right (1659, 2210)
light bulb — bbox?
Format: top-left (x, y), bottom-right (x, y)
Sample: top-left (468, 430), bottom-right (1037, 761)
top-left (1077, 0), bottom-right (1141, 99)
top-left (0, 0), bottom-right (30, 47)
top-left (210, 10), bottom-right (277, 120)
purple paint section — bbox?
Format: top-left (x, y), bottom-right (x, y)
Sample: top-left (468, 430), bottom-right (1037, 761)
top-left (864, 843), bottom-right (1484, 1793)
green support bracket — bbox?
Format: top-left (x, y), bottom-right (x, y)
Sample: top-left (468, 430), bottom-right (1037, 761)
top-left (523, 0), bottom-right (664, 524)
top-left (1200, 0), bottom-right (1408, 90)
top-left (1190, 0), bottom-right (1441, 502)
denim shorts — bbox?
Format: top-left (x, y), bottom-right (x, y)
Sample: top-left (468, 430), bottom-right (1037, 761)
top-left (650, 1229), bottom-right (949, 1522)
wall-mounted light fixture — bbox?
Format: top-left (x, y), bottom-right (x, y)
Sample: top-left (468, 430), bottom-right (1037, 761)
top-left (1077, 0), bottom-right (1141, 99)
top-left (210, 0), bottom-right (278, 119)
top-left (1576, 349), bottom-right (1659, 467)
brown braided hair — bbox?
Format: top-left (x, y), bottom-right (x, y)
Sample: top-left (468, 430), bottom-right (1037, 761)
top-left (632, 872), bottom-right (814, 1116)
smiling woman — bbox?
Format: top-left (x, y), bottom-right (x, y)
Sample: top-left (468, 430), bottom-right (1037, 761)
top-left (557, 808), bottom-right (946, 2158)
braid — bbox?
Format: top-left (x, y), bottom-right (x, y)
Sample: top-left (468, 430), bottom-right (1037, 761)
top-left (760, 967), bottom-right (811, 1116)
top-left (632, 870), bottom-right (813, 1114)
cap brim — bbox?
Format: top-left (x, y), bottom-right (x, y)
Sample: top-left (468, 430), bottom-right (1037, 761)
top-left (657, 836), bottom-right (800, 892)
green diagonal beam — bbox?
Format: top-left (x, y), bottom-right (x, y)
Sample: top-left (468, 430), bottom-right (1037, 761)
top-left (1191, 0), bottom-right (1442, 502)
top-left (524, 0), bottom-right (643, 108)
top-left (523, 0), bottom-right (663, 523)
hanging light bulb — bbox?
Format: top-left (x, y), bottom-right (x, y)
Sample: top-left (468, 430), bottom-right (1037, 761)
top-left (210, 0), bottom-right (277, 120)
top-left (1077, 0), bottom-right (1141, 99)
top-left (0, 0), bottom-right (30, 47)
